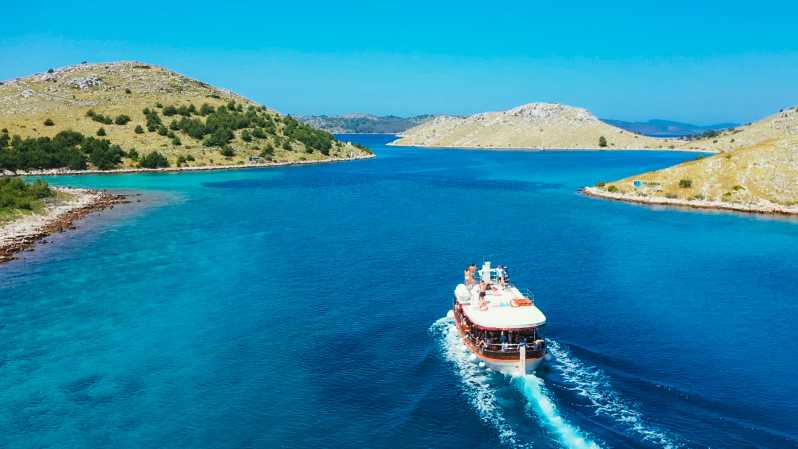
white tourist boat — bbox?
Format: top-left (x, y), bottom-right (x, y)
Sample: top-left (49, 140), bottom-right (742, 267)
top-left (450, 261), bottom-right (547, 375)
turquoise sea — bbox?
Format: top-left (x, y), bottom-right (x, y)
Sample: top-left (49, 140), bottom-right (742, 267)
top-left (2, 134), bottom-right (797, 448)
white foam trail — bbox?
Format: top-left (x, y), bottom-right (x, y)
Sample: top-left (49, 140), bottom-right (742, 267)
top-left (547, 340), bottom-right (681, 449)
top-left (430, 317), bottom-right (531, 448)
top-left (514, 375), bottom-right (602, 449)
top-left (432, 317), bottom-right (604, 449)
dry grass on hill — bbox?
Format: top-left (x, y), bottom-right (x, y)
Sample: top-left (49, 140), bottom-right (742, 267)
top-left (390, 103), bottom-right (685, 150)
top-left (0, 61), bottom-right (370, 170)
top-left (593, 107), bottom-right (798, 210)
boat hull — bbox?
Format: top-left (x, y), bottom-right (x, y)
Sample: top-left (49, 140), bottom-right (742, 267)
top-left (482, 355), bottom-right (544, 376)
top-left (452, 308), bottom-right (545, 375)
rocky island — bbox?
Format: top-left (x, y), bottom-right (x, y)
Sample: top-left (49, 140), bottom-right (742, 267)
top-left (585, 107), bottom-right (798, 216)
top-left (389, 102), bottom-right (692, 150)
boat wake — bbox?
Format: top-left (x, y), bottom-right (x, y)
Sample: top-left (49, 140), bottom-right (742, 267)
top-left (514, 374), bottom-right (602, 449)
top-left (546, 340), bottom-right (681, 449)
top-left (431, 316), bottom-right (601, 449)
top-left (431, 316), bottom-right (531, 448)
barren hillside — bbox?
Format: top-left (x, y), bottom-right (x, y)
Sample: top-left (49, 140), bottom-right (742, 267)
top-left (390, 103), bottom-right (684, 150)
top-left (587, 107), bottom-right (798, 214)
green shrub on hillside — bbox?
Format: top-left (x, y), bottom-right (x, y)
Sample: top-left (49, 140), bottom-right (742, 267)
top-left (43, 118), bottom-right (55, 126)
top-left (282, 116), bottom-right (333, 154)
top-left (679, 179), bottom-right (692, 188)
top-left (205, 128), bottom-right (234, 147)
top-left (199, 103), bottom-right (215, 116)
top-left (0, 130), bottom-right (136, 172)
top-left (84, 137), bottom-right (124, 170)
top-left (96, 128), bottom-right (107, 136)
top-left (134, 125), bottom-right (144, 134)
top-left (86, 110), bottom-right (114, 125)
top-left (138, 151), bottom-right (169, 168)
top-left (599, 136), bottom-right (608, 147)
top-left (0, 178), bottom-right (53, 212)
top-left (114, 114), bottom-right (131, 125)
top-left (143, 108), bottom-right (163, 131)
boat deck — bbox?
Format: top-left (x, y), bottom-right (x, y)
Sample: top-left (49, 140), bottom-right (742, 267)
top-left (460, 283), bottom-right (546, 329)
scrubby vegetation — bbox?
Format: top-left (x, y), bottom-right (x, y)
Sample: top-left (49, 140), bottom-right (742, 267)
top-left (86, 110), bottom-right (114, 125)
top-left (0, 130), bottom-right (129, 171)
top-left (141, 101), bottom-right (337, 156)
top-left (0, 177), bottom-right (53, 216)
top-left (138, 151), bottom-right (169, 168)
top-left (2, 94), bottom-right (369, 173)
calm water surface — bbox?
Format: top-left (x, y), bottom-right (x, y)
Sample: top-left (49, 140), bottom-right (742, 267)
top-left (2, 135), bottom-right (797, 448)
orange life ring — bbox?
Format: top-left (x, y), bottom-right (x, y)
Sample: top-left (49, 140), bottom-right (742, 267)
top-left (512, 297), bottom-right (532, 307)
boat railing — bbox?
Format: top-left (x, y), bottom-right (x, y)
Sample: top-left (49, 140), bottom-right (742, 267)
top-left (477, 340), bottom-right (545, 353)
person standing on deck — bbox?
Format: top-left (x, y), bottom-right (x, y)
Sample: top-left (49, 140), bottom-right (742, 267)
top-left (464, 264), bottom-right (476, 287)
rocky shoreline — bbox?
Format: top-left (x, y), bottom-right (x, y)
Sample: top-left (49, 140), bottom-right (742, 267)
top-left (0, 189), bottom-right (129, 264)
top-left (582, 186), bottom-right (798, 217)
top-left (2, 154), bottom-right (375, 177)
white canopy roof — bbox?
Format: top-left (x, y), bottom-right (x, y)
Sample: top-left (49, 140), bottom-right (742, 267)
top-left (457, 283), bottom-right (546, 329)
top-left (463, 303), bottom-right (546, 329)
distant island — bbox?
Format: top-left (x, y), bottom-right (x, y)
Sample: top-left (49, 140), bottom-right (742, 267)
top-left (585, 106), bottom-right (798, 215)
top-left (389, 103), bottom-right (695, 150)
top-left (298, 114), bottom-right (436, 134)
top-left (601, 119), bottom-right (738, 138)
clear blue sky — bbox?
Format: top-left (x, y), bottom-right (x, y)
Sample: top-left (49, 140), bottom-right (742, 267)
top-left (2, 1), bottom-right (797, 123)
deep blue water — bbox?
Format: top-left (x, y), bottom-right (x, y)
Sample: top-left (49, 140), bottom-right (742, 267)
top-left (2, 135), bottom-right (797, 449)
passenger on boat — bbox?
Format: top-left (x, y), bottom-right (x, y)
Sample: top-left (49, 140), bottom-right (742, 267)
top-left (500, 331), bottom-right (508, 351)
top-left (479, 280), bottom-right (487, 305)
top-left (498, 266), bottom-right (508, 286)
top-left (464, 263), bottom-right (477, 286)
